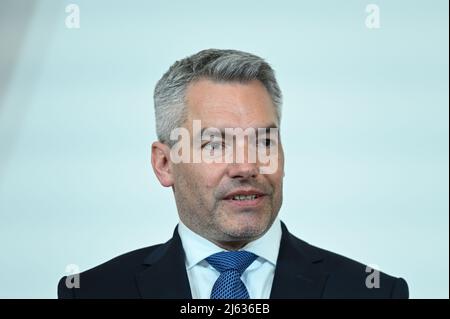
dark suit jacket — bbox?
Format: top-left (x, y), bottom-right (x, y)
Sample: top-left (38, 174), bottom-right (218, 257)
top-left (58, 222), bottom-right (409, 299)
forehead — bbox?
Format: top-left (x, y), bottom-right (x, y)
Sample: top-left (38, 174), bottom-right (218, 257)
top-left (185, 79), bottom-right (278, 129)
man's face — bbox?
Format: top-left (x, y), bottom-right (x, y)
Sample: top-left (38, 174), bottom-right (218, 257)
top-left (170, 79), bottom-right (284, 247)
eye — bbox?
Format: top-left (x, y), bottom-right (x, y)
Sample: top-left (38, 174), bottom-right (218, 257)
top-left (258, 138), bottom-right (276, 148)
top-left (203, 141), bottom-right (224, 151)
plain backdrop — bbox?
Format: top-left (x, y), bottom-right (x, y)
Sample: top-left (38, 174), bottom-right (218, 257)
top-left (0, 0), bottom-right (448, 298)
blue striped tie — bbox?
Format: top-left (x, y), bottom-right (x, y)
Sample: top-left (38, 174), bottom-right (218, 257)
top-left (206, 251), bottom-right (258, 299)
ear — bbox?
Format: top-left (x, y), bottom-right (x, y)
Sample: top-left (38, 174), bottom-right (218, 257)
top-left (151, 141), bottom-right (174, 187)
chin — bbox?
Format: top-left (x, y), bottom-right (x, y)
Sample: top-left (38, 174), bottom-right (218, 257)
top-left (220, 217), bottom-right (270, 240)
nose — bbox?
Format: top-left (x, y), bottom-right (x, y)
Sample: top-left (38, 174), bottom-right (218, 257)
top-left (227, 162), bottom-right (259, 179)
top-left (225, 136), bottom-right (260, 179)
top-left (226, 148), bottom-right (259, 179)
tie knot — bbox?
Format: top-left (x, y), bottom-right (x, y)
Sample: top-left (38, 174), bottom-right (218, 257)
top-left (206, 251), bottom-right (258, 274)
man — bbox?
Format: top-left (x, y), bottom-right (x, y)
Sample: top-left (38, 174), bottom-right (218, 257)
top-left (58, 49), bottom-right (409, 299)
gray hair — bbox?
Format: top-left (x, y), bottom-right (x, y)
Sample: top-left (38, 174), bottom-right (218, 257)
top-left (153, 49), bottom-right (282, 145)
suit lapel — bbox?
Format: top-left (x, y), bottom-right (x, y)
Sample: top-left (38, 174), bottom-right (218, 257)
top-left (135, 227), bottom-right (192, 299)
top-left (270, 222), bottom-right (329, 299)
top-left (135, 223), bottom-right (328, 299)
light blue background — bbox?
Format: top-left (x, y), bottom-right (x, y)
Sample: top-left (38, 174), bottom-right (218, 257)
top-left (0, 0), bottom-right (448, 298)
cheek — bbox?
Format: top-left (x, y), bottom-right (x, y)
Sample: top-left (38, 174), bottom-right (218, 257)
top-left (277, 148), bottom-right (285, 177)
top-left (187, 163), bottom-right (225, 191)
top-left (267, 163), bottom-right (284, 192)
top-left (278, 145), bottom-right (285, 165)
top-left (268, 173), bottom-right (283, 192)
top-left (174, 164), bottom-right (199, 190)
top-left (197, 163), bottom-right (227, 188)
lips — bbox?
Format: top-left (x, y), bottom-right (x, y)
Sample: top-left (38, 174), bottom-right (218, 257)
top-left (222, 189), bottom-right (266, 208)
top-left (223, 189), bottom-right (266, 200)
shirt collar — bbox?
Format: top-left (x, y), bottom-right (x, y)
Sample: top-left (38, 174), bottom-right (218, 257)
top-left (178, 218), bottom-right (282, 269)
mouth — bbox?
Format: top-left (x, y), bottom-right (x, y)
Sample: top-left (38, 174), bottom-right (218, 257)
top-left (222, 190), bottom-right (267, 208)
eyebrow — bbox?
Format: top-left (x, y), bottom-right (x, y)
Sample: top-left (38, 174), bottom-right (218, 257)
top-left (197, 123), bottom-right (279, 140)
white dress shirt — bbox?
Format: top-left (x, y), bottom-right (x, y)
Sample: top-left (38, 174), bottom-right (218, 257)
top-left (177, 218), bottom-right (282, 299)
